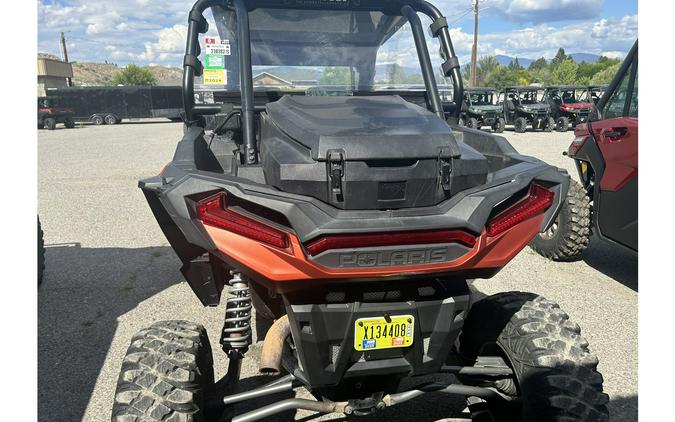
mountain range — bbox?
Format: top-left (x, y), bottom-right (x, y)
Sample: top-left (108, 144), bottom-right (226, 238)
top-left (495, 53), bottom-right (602, 68)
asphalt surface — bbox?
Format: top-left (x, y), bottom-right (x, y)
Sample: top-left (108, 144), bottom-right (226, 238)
top-left (38, 121), bottom-right (637, 422)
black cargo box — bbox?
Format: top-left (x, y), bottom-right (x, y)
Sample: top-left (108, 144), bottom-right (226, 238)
top-left (260, 95), bottom-right (488, 210)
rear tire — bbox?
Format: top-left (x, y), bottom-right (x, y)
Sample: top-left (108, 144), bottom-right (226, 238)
top-left (543, 117), bottom-right (555, 132)
top-left (105, 114), bottom-right (118, 125)
top-left (459, 292), bottom-right (609, 422)
top-left (38, 218), bottom-right (45, 286)
top-left (466, 117), bottom-right (479, 129)
top-left (529, 180), bottom-right (591, 261)
top-left (44, 118), bottom-right (56, 130)
top-left (556, 116), bottom-right (570, 132)
top-left (92, 115), bottom-right (104, 125)
top-left (492, 117), bottom-right (506, 133)
top-left (64, 118), bottom-right (75, 129)
top-left (514, 117), bottom-right (527, 133)
top-left (112, 320), bottom-right (214, 422)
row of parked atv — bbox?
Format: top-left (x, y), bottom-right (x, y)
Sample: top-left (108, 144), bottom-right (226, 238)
top-left (458, 85), bottom-right (607, 133)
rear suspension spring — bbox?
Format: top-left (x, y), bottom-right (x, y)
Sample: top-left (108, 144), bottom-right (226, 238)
top-left (220, 271), bottom-right (252, 357)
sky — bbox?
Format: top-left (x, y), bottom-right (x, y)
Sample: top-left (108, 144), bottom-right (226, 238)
top-left (37, 0), bottom-right (638, 67)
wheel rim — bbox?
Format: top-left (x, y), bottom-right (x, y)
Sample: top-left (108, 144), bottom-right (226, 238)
top-left (540, 218), bottom-right (559, 240)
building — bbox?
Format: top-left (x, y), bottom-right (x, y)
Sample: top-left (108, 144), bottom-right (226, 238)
top-left (37, 57), bottom-right (73, 97)
top-left (252, 72), bottom-right (293, 88)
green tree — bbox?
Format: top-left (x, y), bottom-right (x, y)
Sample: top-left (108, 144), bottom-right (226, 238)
top-left (551, 48), bottom-right (568, 68)
top-left (528, 57), bottom-right (548, 71)
top-left (508, 58), bottom-right (523, 70)
top-left (591, 63), bottom-right (621, 84)
top-left (111, 64), bottom-right (157, 86)
top-left (550, 59), bottom-right (578, 85)
top-left (388, 63), bottom-right (406, 85)
top-left (476, 56), bottom-right (500, 85)
top-left (484, 66), bottom-right (519, 91)
top-left (319, 67), bottom-right (351, 85)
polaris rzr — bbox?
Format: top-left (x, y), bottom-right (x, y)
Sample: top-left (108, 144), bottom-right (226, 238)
top-left (543, 85), bottom-right (595, 132)
top-left (460, 87), bottom-right (505, 132)
top-left (501, 86), bottom-right (554, 133)
top-left (112, 1), bottom-right (608, 421)
top-left (531, 42), bottom-right (638, 261)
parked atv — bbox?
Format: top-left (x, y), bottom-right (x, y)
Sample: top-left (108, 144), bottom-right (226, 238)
top-left (112, 2), bottom-right (608, 421)
top-left (501, 86), bottom-right (554, 133)
top-left (38, 97), bottom-right (75, 130)
top-left (543, 85), bottom-right (595, 132)
top-left (531, 42), bottom-right (638, 261)
top-left (460, 87), bottom-right (505, 132)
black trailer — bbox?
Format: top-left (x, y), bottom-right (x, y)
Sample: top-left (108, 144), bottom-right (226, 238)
top-left (44, 86), bottom-right (183, 125)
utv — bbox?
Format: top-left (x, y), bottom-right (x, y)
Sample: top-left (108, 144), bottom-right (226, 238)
top-left (501, 86), bottom-right (554, 133)
top-left (37, 97), bottom-right (75, 130)
top-left (460, 87), bottom-right (505, 132)
top-left (543, 85), bottom-right (595, 132)
top-left (113, 1), bottom-right (608, 421)
top-left (531, 42), bottom-right (637, 261)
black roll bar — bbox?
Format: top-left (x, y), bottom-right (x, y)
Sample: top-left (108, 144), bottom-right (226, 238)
top-left (181, 0), bottom-right (466, 163)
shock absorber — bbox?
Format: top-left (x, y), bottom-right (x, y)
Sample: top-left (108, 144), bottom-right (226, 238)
top-left (220, 271), bottom-right (252, 358)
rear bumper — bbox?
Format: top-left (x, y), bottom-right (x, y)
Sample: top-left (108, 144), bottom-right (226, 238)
top-left (284, 279), bottom-right (471, 388)
top-left (139, 128), bottom-right (569, 303)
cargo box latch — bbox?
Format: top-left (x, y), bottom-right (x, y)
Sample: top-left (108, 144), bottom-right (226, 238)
top-left (438, 148), bottom-right (453, 192)
top-left (327, 151), bottom-right (345, 200)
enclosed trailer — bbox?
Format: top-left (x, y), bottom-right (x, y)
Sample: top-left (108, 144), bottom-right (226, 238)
top-left (44, 86), bottom-right (183, 124)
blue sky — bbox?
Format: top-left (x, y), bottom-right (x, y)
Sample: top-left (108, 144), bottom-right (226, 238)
top-left (38, 0), bottom-right (638, 67)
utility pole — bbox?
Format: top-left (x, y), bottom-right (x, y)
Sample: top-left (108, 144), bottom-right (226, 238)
top-left (60, 31), bottom-right (72, 87)
top-left (470, 0), bottom-right (479, 87)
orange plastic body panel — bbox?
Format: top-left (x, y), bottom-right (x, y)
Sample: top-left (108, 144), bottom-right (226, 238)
top-left (204, 212), bottom-right (544, 283)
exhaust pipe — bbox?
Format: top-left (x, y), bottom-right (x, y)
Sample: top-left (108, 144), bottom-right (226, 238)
top-left (259, 315), bottom-right (291, 374)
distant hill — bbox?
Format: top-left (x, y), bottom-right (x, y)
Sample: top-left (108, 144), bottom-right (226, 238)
top-left (38, 53), bottom-right (182, 86)
top-left (495, 53), bottom-right (602, 68)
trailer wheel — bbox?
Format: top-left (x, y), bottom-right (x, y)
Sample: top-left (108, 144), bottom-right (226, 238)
top-left (92, 115), bottom-right (104, 125)
top-left (44, 118), bottom-right (56, 130)
top-left (64, 118), bottom-right (75, 129)
top-left (105, 114), bottom-right (118, 125)
top-left (514, 117), bottom-right (527, 133)
top-left (556, 116), bottom-right (570, 132)
top-left (492, 117), bottom-right (506, 133)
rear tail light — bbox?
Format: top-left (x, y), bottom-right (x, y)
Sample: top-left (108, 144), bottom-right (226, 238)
top-left (568, 123), bottom-right (591, 156)
top-left (486, 183), bottom-right (554, 237)
top-left (196, 192), bottom-right (290, 249)
top-left (305, 229), bottom-right (476, 257)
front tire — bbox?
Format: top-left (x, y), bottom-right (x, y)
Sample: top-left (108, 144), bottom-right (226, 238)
top-left (459, 292), bottom-right (609, 422)
top-left (556, 116), bottom-right (570, 132)
top-left (466, 117), bottom-right (479, 129)
top-left (514, 117), bottom-right (527, 133)
top-left (112, 320), bottom-right (214, 422)
top-left (529, 180), bottom-right (591, 261)
top-left (492, 117), bottom-right (506, 133)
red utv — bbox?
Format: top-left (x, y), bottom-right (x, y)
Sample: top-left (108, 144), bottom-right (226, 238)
top-left (531, 41), bottom-right (638, 260)
top-left (37, 97), bottom-right (75, 130)
top-left (543, 85), bottom-right (595, 132)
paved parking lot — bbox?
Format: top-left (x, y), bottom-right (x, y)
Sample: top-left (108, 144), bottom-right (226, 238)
top-left (38, 121), bottom-right (637, 422)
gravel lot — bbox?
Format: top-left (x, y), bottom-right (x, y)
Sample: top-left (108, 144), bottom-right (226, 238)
top-left (38, 121), bottom-right (637, 422)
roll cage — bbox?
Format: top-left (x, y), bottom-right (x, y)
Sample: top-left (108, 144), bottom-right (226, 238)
top-left (181, 0), bottom-right (464, 164)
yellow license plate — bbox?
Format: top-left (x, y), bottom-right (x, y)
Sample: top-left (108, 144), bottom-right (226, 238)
top-left (354, 315), bottom-right (414, 351)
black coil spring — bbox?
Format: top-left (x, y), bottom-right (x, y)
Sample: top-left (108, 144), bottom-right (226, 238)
top-left (220, 271), bottom-right (252, 357)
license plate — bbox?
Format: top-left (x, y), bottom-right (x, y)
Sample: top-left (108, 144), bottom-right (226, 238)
top-left (354, 315), bottom-right (414, 351)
